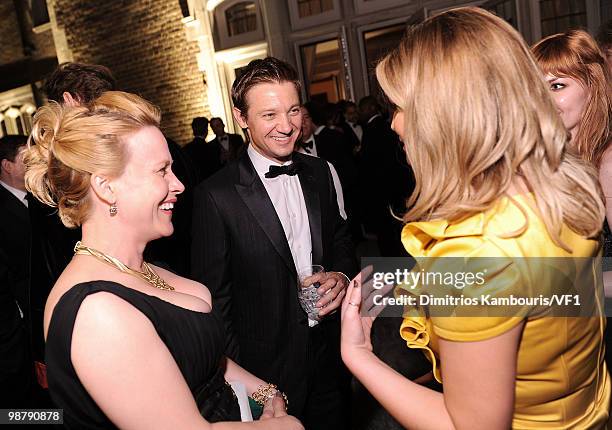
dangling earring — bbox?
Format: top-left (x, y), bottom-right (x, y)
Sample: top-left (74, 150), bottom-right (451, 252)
top-left (109, 203), bottom-right (118, 216)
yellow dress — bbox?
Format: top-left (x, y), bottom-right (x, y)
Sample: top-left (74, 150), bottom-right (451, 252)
top-left (398, 194), bottom-right (610, 429)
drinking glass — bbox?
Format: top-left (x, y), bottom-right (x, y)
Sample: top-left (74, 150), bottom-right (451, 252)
top-left (297, 265), bottom-right (325, 321)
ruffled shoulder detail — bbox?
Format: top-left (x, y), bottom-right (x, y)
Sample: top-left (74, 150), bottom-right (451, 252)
top-left (401, 214), bottom-right (486, 257)
top-left (399, 311), bottom-right (442, 383)
top-left (401, 195), bottom-right (534, 257)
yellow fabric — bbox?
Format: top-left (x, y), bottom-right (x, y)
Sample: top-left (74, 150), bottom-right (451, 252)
top-left (398, 194), bottom-right (610, 429)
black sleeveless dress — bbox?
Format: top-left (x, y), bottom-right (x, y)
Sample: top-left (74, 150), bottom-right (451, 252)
top-left (46, 280), bottom-right (241, 429)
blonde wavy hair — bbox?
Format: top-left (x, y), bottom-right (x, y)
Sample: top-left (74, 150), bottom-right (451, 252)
top-left (532, 29), bottom-right (612, 167)
top-left (376, 7), bottom-right (604, 249)
top-left (25, 91), bottom-right (161, 228)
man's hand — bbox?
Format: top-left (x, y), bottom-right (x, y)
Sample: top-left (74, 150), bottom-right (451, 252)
top-left (310, 271), bottom-right (349, 317)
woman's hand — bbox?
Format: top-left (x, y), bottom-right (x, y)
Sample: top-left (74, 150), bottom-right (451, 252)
top-left (259, 396), bottom-right (304, 429)
top-left (341, 266), bottom-right (395, 365)
top-left (341, 268), bottom-right (373, 360)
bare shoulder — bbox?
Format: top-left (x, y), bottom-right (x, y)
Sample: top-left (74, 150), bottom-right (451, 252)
top-left (74, 291), bottom-right (155, 338)
top-left (151, 265), bottom-right (212, 304)
top-left (601, 145), bottom-right (612, 163)
top-left (70, 291), bottom-right (159, 367)
top-left (599, 147), bottom-right (612, 197)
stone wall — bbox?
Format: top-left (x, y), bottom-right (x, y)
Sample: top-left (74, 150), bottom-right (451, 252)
top-left (53, 0), bottom-right (209, 144)
top-left (0, 1), bottom-right (25, 66)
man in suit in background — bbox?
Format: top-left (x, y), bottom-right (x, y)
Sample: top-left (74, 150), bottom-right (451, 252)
top-left (209, 117), bottom-right (245, 164)
top-left (296, 106), bottom-right (347, 221)
top-left (339, 100), bottom-right (363, 155)
top-left (184, 116), bottom-right (215, 183)
top-left (0, 135), bottom-right (33, 406)
top-left (358, 96), bottom-right (414, 256)
top-left (303, 101), bottom-right (360, 243)
top-left (192, 57), bottom-right (356, 429)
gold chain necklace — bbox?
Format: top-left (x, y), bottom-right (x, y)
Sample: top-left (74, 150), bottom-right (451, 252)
top-left (73, 241), bottom-right (174, 291)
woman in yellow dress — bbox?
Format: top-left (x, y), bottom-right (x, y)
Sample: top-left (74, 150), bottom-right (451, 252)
top-left (340, 7), bottom-right (610, 429)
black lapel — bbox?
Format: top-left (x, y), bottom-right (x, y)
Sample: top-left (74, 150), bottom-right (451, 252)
top-left (234, 154), bottom-right (296, 274)
top-left (0, 185), bottom-right (28, 224)
top-left (294, 153), bottom-right (323, 265)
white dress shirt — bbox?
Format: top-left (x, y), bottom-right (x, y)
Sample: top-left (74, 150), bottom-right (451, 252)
top-left (249, 145), bottom-right (319, 325)
top-left (0, 180), bottom-right (28, 207)
top-left (248, 145), bottom-right (312, 274)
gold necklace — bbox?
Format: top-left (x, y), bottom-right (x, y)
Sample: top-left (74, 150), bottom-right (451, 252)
top-left (73, 241), bottom-right (174, 291)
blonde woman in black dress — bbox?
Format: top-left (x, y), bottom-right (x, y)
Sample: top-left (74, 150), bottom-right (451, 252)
top-left (25, 91), bottom-right (303, 430)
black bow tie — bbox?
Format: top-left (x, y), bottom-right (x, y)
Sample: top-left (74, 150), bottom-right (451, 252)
top-left (302, 139), bottom-right (314, 149)
top-left (265, 162), bottom-right (302, 178)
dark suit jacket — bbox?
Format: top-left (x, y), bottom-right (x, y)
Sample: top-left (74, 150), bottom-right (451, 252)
top-left (186, 135), bottom-right (245, 184)
top-left (209, 133), bottom-right (244, 164)
top-left (359, 115), bottom-right (415, 255)
top-left (339, 122), bottom-right (361, 154)
top-left (0, 185), bottom-right (31, 402)
top-left (191, 151), bottom-right (356, 414)
top-left (315, 127), bottom-right (359, 217)
top-left (314, 126), bottom-right (351, 166)
top-left (27, 196), bottom-right (79, 362)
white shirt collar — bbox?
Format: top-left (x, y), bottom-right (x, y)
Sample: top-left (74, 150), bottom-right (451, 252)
top-left (314, 125), bottom-right (326, 136)
top-left (367, 114), bottom-right (381, 124)
top-left (247, 145), bottom-right (292, 179)
top-left (0, 180), bottom-right (27, 206)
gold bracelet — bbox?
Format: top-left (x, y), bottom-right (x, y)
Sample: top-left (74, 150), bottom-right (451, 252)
top-left (251, 383), bottom-right (289, 409)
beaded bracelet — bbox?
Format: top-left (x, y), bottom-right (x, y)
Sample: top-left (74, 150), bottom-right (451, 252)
top-left (251, 383), bottom-right (288, 409)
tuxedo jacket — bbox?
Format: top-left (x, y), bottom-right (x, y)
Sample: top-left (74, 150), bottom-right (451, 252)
top-left (27, 197), bottom-right (79, 362)
top-left (185, 135), bottom-right (244, 183)
top-left (339, 122), bottom-right (361, 153)
top-left (360, 115), bottom-right (414, 210)
top-left (0, 186), bottom-right (30, 322)
top-left (315, 127), bottom-right (360, 211)
top-left (209, 133), bottom-right (244, 162)
top-left (0, 185), bottom-right (31, 392)
top-left (191, 151), bottom-right (356, 413)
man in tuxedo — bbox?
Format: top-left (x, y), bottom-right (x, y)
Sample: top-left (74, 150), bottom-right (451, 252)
top-left (184, 117), bottom-right (216, 183)
top-left (0, 135), bottom-right (33, 406)
top-left (303, 102), bottom-right (360, 243)
top-left (209, 117), bottom-right (245, 163)
top-left (192, 57), bottom-right (356, 429)
top-left (302, 101), bottom-right (352, 165)
top-left (339, 101), bottom-right (363, 155)
top-left (358, 96), bottom-right (414, 256)
top-left (296, 106), bottom-right (346, 221)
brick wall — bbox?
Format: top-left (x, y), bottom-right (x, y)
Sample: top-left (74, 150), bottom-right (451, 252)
top-left (53, 0), bottom-right (209, 144)
top-left (30, 29), bottom-right (58, 61)
top-left (0, 1), bottom-right (25, 66)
